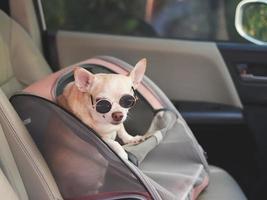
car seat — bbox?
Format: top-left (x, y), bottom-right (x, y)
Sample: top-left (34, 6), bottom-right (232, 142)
top-left (0, 9), bottom-right (61, 200)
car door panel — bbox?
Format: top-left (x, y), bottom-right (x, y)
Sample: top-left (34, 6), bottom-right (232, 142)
top-left (218, 43), bottom-right (267, 198)
top-left (52, 31), bottom-right (242, 108)
top-left (176, 101), bottom-right (243, 124)
top-left (219, 43), bottom-right (267, 104)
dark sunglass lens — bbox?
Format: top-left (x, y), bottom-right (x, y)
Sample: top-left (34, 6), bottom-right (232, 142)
top-left (96, 100), bottom-right (112, 113)
top-left (119, 95), bottom-right (136, 108)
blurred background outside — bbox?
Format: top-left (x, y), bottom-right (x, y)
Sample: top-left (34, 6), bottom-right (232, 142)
top-left (42, 0), bottom-right (265, 43)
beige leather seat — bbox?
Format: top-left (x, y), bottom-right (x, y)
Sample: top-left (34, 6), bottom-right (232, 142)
top-left (0, 118), bottom-right (28, 200)
top-left (0, 9), bottom-right (51, 98)
top-left (0, 8), bottom-right (247, 200)
top-left (0, 9), bottom-right (62, 200)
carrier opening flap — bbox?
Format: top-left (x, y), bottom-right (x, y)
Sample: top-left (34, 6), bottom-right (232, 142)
top-left (124, 110), bottom-right (177, 165)
top-left (124, 109), bottom-right (209, 199)
top-left (23, 57), bottom-right (163, 110)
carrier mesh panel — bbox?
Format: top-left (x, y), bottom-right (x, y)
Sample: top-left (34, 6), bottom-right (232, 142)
top-left (124, 110), bottom-right (209, 200)
top-left (10, 94), bottom-right (151, 200)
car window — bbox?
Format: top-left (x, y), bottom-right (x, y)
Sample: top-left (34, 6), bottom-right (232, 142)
top-left (41, 0), bottom-right (245, 42)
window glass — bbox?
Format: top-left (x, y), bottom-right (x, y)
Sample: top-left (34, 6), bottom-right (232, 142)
top-left (42, 0), bottom-right (245, 42)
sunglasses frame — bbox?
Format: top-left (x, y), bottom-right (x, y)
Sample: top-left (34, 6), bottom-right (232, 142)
top-left (91, 87), bottom-right (138, 114)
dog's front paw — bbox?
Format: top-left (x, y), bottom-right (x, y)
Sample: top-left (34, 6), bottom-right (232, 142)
top-left (126, 135), bottom-right (145, 144)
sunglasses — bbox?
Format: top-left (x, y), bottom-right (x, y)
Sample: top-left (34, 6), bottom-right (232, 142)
top-left (91, 87), bottom-right (138, 114)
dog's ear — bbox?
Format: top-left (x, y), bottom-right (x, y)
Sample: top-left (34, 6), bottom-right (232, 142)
top-left (74, 67), bottom-right (95, 92)
top-left (129, 58), bottom-right (147, 89)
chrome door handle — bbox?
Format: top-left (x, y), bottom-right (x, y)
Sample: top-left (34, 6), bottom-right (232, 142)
top-left (237, 63), bottom-right (267, 83)
top-left (240, 74), bottom-right (267, 82)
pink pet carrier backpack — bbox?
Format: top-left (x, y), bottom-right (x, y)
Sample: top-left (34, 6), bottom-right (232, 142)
top-left (10, 56), bottom-right (209, 200)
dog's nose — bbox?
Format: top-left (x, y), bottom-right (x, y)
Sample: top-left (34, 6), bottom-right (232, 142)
top-left (112, 112), bottom-right (123, 122)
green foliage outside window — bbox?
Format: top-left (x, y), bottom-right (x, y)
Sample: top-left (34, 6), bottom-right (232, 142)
top-left (243, 3), bottom-right (267, 42)
top-left (43, 0), bottom-right (155, 36)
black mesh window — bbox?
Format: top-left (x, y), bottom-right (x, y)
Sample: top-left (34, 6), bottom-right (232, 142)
top-left (10, 94), bottom-right (150, 199)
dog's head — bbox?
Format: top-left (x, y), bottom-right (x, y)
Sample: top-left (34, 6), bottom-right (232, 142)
top-left (74, 58), bottom-right (147, 126)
